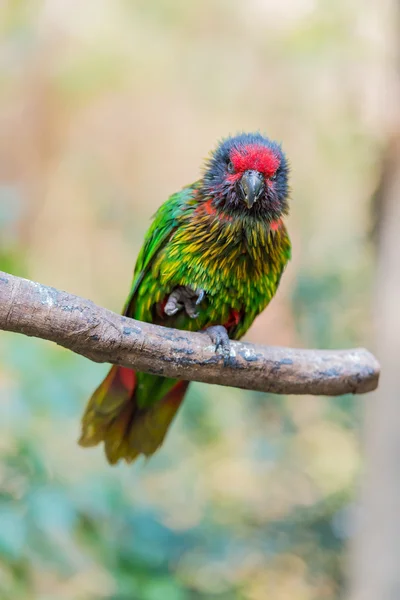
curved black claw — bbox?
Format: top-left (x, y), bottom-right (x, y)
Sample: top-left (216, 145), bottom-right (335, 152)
top-left (205, 325), bottom-right (231, 362)
top-left (164, 286), bottom-right (206, 319)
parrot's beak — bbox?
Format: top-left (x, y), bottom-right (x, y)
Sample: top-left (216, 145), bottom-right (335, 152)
top-left (240, 170), bottom-right (265, 209)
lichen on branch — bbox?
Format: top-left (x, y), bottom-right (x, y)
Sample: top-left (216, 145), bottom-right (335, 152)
top-left (0, 271), bottom-right (380, 396)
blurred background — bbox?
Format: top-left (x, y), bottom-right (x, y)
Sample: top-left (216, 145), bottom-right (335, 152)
top-left (0, 1), bottom-right (399, 599)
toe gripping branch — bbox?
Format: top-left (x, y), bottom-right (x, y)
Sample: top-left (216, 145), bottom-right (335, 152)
top-left (204, 325), bottom-right (231, 359)
top-left (163, 286), bottom-right (232, 363)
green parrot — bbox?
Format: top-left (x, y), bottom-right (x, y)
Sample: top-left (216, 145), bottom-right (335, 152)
top-left (79, 132), bottom-right (291, 464)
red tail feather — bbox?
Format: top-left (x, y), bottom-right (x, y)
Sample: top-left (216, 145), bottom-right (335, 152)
top-left (79, 366), bottom-right (188, 464)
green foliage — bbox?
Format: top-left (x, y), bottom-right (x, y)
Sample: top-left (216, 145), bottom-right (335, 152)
top-left (0, 332), bottom-right (360, 599)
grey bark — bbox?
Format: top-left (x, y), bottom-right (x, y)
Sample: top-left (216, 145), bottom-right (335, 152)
top-left (0, 270), bottom-right (379, 396)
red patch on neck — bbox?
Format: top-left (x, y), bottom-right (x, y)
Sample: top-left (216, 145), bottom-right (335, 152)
top-left (204, 198), bottom-right (217, 216)
top-left (198, 199), bottom-right (233, 222)
top-left (230, 144), bottom-right (280, 177)
top-left (270, 219), bottom-right (281, 231)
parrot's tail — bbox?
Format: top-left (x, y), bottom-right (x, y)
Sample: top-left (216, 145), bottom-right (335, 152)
top-left (79, 366), bottom-right (189, 464)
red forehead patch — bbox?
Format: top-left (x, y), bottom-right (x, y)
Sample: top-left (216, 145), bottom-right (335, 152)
top-left (230, 144), bottom-right (280, 176)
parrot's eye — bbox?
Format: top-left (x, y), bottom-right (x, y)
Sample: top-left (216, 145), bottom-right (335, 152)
top-left (227, 161), bottom-right (235, 174)
top-left (270, 172), bottom-right (277, 181)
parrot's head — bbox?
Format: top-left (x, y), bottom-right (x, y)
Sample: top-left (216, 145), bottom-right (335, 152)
top-left (202, 133), bottom-right (289, 221)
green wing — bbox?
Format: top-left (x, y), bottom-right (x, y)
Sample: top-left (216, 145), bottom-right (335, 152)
top-left (121, 184), bottom-right (199, 409)
top-left (123, 185), bottom-right (196, 318)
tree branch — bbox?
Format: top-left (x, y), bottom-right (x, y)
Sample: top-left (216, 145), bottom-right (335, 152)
top-left (0, 270), bottom-right (379, 396)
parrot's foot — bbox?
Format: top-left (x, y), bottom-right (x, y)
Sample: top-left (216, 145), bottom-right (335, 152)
top-left (164, 286), bottom-right (205, 319)
top-left (204, 325), bottom-right (231, 361)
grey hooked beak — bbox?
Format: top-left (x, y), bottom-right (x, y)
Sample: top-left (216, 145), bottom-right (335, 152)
top-left (240, 170), bottom-right (265, 209)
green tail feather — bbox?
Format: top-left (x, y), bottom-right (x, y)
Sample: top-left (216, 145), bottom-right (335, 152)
top-left (79, 366), bottom-right (189, 464)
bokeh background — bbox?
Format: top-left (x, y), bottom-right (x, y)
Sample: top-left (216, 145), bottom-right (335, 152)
top-left (0, 1), bottom-right (399, 599)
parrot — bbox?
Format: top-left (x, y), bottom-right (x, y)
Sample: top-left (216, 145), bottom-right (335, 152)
top-left (79, 132), bottom-right (292, 464)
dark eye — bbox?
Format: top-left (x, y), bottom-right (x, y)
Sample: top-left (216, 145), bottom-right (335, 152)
top-left (270, 173), bottom-right (277, 181)
top-left (227, 161), bottom-right (235, 174)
